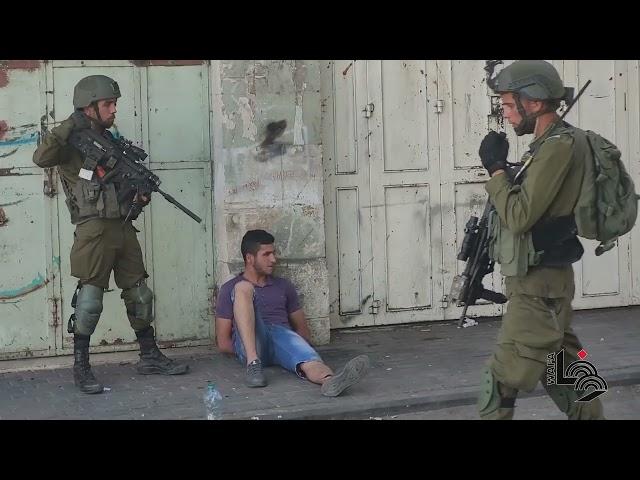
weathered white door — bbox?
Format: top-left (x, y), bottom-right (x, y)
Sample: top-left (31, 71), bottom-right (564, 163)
top-left (627, 60), bottom-right (640, 306)
top-left (0, 65), bottom-right (57, 359)
top-left (142, 63), bottom-right (213, 346)
top-left (437, 60), bottom-right (509, 322)
top-left (323, 60), bottom-right (446, 327)
top-left (322, 60), bottom-right (376, 328)
top-left (561, 60), bottom-right (633, 309)
top-left (366, 60), bottom-right (445, 325)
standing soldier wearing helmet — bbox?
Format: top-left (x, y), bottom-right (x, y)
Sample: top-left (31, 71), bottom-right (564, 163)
top-left (33, 75), bottom-right (189, 394)
top-left (476, 61), bottom-right (605, 419)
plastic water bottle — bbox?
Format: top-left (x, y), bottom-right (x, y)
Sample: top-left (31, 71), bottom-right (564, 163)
top-left (204, 382), bottom-right (223, 420)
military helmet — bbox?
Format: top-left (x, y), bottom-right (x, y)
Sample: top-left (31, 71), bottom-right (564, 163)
top-left (491, 60), bottom-right (568, 101)
top-left (73, 75), bottom-right (121, 109)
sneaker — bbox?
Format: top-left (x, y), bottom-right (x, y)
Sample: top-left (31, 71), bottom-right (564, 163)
top-left (321, 354), bottom-right (370, 397)
top-left (246, 359), bottom-right (267, 387)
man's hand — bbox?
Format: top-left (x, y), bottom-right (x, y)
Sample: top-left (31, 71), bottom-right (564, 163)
top-left (479, 131), bottom-right (509, 175)
top-left (135, 193), bottom-right (151, 206)
top-left (70, 111), bottom-right (92, 130)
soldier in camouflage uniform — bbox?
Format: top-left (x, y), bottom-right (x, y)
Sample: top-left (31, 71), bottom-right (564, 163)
top-left (33, 75), bottom-right (188, 394)
top-left (476, 61), bottom-right (605, 419)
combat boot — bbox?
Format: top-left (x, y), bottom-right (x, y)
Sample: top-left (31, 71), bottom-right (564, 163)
top-left (135, 326), bottom-right (189, 375)
top-left (73, 334), bottom-right (104, 394)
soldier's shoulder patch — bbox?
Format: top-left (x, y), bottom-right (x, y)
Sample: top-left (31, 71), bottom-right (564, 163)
top-left (542, 132), bottom-right (573, 147)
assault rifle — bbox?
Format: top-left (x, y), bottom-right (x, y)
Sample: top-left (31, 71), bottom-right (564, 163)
top-left (68, 127), bottom-right (202, 224)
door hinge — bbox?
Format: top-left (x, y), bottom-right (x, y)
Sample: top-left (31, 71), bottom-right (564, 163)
top-left (368, 299), bottom-right (381, 314)
top-left (434, 99), bottom-right (444, 114)
top-left (363, 102), bottom-right (375, 118)
top-left (43, 168), bottom-right (57, 197)
top-left (441, 295), bottom-right (449, 308)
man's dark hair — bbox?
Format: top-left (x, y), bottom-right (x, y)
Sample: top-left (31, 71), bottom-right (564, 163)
top-left (241, 229), bottom-right (275, 261)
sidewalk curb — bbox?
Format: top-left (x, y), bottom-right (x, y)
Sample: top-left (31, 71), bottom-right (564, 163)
top-left (226, 367), bottom-right (640, 420)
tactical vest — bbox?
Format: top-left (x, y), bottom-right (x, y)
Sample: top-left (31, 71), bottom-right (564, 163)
top-left (62, 178), bottom-right (129, 224)
top-left (58, 147), bottom-right (130, 225)
top-left (488, 123), bottom-right (585, 277)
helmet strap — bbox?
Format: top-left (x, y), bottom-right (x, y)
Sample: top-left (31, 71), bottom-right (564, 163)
top-left (91, 102), bottom-right (108, 130)
top-left (513, 93), bottom-right (554, 136)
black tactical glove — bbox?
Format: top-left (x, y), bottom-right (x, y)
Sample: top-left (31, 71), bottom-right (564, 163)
top-left (479, 131), bottom-right (509, 175)
top-left (70, 111), bottom-right (92, 130)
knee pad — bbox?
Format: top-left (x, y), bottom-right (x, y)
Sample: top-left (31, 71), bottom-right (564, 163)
top-left (74, 284), bottom-right (104, 336)
top-left (477, 366), bottom-right (518, 419)
top-left (478, 366), bottom-right (502, 418)
top-left (121, 280), bottom-right (154, 330)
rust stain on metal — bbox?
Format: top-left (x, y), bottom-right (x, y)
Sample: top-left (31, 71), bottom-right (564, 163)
top-left (0, 60), bottom-right (40, 70)
top-left (51, 297), bottom-right (59, 327)
top-left (0, 120), bottom-right (8, 140)
top-left (129, 60), bottom-right (205, 67)
top-left (0, 168), bottom-right (19, 176)
top-left (0, 61), bottom-right (41, 88)
top-left (342, 62), bottom-right (353, 76)
top-left (0, 207), bottom-right (7, 226)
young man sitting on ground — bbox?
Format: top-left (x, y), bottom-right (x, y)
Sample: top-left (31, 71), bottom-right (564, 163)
top-left (215, 229), bottom-right (370, 396)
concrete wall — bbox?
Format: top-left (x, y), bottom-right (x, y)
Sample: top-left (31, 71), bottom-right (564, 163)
top-left (211, 60), bottom-right (330, 345)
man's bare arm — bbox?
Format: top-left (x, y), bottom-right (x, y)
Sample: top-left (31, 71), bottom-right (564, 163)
top-left (215, 317), bottom-right (234, 353)
top-left (288, 309), bottom-right (312, 344)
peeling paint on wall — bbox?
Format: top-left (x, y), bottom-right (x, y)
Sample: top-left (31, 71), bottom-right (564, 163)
top-left (0, 120), bottom-right (8, 140)
top-left (0, 131), bottom-right (38, 147)
top-left (221, 110), bottom-right (236, 132)
top-left (293, 60), bottom-right (307, 145)
top-left (235, 96), bottom-right (257, 141)
top-left (0, 60), bottom-right (40, 88)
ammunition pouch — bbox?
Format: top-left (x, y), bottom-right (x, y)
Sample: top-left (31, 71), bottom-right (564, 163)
top-left (531, 215), bottom-right (584, 267)
top-left (488, 209), bottom-right (542, 277)
top-left (489, 211), bottom-right (584, 276)
top-left (69, 178), bottom-right (121, 223)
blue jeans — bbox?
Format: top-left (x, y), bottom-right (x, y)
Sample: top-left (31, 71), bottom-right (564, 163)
top-left (231, 296), bottom-right (322, 378)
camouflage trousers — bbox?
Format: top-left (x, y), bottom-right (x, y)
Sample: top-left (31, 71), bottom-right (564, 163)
top-left (479, 266), bottom-right (605, 420)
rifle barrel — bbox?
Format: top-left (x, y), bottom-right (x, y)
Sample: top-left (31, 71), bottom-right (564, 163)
top-left (157, 188), bottom-right (202, 223)
top-left (560, 79), bottom-right (591, 121)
